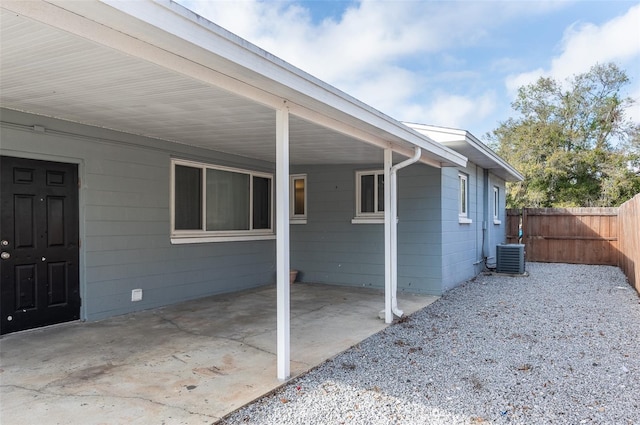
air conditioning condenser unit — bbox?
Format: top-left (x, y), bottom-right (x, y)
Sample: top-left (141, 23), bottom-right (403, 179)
top-left (496, 244), bottom-right (525, 274)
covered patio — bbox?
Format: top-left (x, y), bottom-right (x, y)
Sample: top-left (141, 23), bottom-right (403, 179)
top-left (0, 283), bottom-right (437, 423)
top-left (1, 0), bottom-right (466, 381)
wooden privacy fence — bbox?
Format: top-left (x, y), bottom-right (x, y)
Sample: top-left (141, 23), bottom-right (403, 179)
top-left (507, 195), bottom-right (640, 293)
top-left (515, 208), bottom-right (619, 265)
top-left (618, 194), bottom-right (640, 293)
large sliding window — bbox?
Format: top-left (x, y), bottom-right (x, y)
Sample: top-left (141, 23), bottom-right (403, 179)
top-left (172, 159), bottom-right (273, 242)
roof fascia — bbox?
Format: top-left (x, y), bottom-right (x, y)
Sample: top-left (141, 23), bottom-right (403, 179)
top-left (463, 131), bottom-right (523, 181)
top-left (404, 123), bottom-right (523, 181)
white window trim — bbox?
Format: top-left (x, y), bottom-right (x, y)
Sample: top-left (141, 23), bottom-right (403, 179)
top-left (458, 172), bottom-right (472, 224)
top-left (290, 174), bottom-right (307, 224)
top-left (353, 169), bottom-right (384, 224)
top-left (351, 217), bottom-right (385, 224)
top-left (493, 186), bottom-right (502, 225)
top-left (170, 158), bottom-right (274, 243)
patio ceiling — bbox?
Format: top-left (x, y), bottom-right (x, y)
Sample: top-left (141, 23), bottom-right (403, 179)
top-left (0, 1), bottom-right (467, 167)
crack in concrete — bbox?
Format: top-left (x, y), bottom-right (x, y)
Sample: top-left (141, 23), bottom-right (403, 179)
top-left (154, 312), bottom-right (276, 357)
top-left (153, 313), bottom-right (205, 337)
top-left (293, 303), bottom-right (332, 317)
top-left (1, 384), bottom-right (220, 421)
top-left (218, 334), bottom-right (276, 356)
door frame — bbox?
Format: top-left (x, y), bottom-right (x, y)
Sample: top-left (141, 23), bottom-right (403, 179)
top-left (0, 149), bottom-right (86, 324)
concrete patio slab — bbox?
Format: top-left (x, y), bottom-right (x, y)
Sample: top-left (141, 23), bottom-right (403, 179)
top-left (0, 283), bottom-right (437, 424)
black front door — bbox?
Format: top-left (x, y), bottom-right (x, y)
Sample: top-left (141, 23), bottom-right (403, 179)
top-left (0, 156), bottom-right (80, 335)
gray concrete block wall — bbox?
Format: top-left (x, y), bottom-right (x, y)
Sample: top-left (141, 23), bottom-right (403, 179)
top-left (440, 165), bottom-right (482, 291)
top-left (486, 174), bottom-right (507, 262)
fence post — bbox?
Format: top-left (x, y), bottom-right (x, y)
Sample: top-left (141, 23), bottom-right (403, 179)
top-left (522, 208), bottom-right (527, 246)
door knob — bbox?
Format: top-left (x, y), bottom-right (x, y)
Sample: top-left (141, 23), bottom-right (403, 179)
top-left (1, 240), bottom-right (8, 246)
top-left (1, 252), bottom-right (10, 260)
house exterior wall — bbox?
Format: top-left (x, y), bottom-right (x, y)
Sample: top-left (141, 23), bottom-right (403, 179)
top-left (487, 173), bottom-right (507, 262)
top-left (1, 109), bottom-right (512, 323)
top-left (0, 109), bottom-right (276, 321)
top-left (289, 164), bottom-right (384, 288)
top-left (440, 164), bottom-right (509, 292)
top-left (396, 165), bottom-right (443, 295)
top-left (290, 163), bottom-right (443, 295)
top-left (440, 164), bottom-right (483, 291)
top-left (291, 161), bottom-right (508, 296)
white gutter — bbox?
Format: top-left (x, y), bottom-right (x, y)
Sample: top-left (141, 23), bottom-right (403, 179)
top-left (383, 146), bottom-right (422, 323)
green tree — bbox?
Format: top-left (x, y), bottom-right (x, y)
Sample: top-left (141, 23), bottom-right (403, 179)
top-left (488, 63), bottom-right (640, 208)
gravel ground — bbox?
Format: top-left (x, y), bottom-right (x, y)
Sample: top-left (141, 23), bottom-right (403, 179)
top-left (218, 263), bottom-right (640, 425)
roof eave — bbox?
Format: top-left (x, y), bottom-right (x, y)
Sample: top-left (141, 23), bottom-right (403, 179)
top-left (42, 0), bottom-right (466, 168)
top-left (461, 132), bottom-right (524, 182)
top-left (403, 122), bottom-right (523, 181)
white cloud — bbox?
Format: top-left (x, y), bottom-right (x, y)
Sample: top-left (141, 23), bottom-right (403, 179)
top-left (505, 68), bottom-right (545, 94)
top-left (506, 4), bottom-right (640, 94)
top-left (181, 0), bottom-right (530, 83)
top-left (337, 66), bottom-right (422, 114)
top-left (401, 91), bottom-right (497, 132)
top-left (180, 0), bottom-right (638, 135)
top-left (628, 84), bottom-right (640, 124)
top-left (179, 0), bottom-right (512, 128)
top-left (550, 3), bottom-right (640, 81)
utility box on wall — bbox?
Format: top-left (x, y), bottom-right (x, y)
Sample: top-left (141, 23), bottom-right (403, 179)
top-left (496, 244), bottom-right (525, 274)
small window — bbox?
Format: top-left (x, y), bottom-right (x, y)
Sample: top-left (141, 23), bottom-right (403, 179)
top-left (290, 174), bottom-right (307, 224)
top-left (459, 173), bottom-right (472, 224)
top-left (353, 170), bottom-right (384, 223)
top-left (493, 186), bottom-right (501, 224)
top-left (171, 159), bottom-right (274, 242)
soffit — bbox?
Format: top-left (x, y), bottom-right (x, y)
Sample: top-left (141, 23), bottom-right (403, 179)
top-left (1, 10), bottom-right (395, 165)
top-left (439, 140), bottom-right (523, 182)
top-left (2, 1), bottom-right (470, 168)
top-left (404, 123), bottom-right (523, 182)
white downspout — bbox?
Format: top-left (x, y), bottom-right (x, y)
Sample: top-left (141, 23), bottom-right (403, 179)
top-left (384, 149), bottom-right (393, 324)
top-left (389, 147), bottom-right (422, 318)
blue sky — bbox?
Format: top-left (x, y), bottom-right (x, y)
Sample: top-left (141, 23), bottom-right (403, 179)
top-left (180, 0), bottom-right (640, 142)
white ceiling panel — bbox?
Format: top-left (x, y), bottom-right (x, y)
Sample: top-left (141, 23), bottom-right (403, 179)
top-left (0, 10), bottom-right (386, 165)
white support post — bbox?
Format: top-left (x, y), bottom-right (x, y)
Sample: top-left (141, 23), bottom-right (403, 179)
top-left (276, 107), bottom-right (290, 381)
top-left (383, 148), bottom-right (393, 324)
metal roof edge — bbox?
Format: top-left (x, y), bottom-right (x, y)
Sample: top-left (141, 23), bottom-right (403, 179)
top-left (462, 131), bottom-right (524, 182)
top-left (403, 122), bottom-right (524, 182)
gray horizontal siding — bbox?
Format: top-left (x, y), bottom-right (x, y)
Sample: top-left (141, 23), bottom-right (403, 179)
top-left (397, 165), bottom-right (442, 295)
top-left (1, 109), bottom-right (275, 321)
top-left (1, 108), bottom-right (508, 319)
top-left (291, 165), bottom-right (383, 288)
top-left (291, 163), bottom-right (443, 295)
